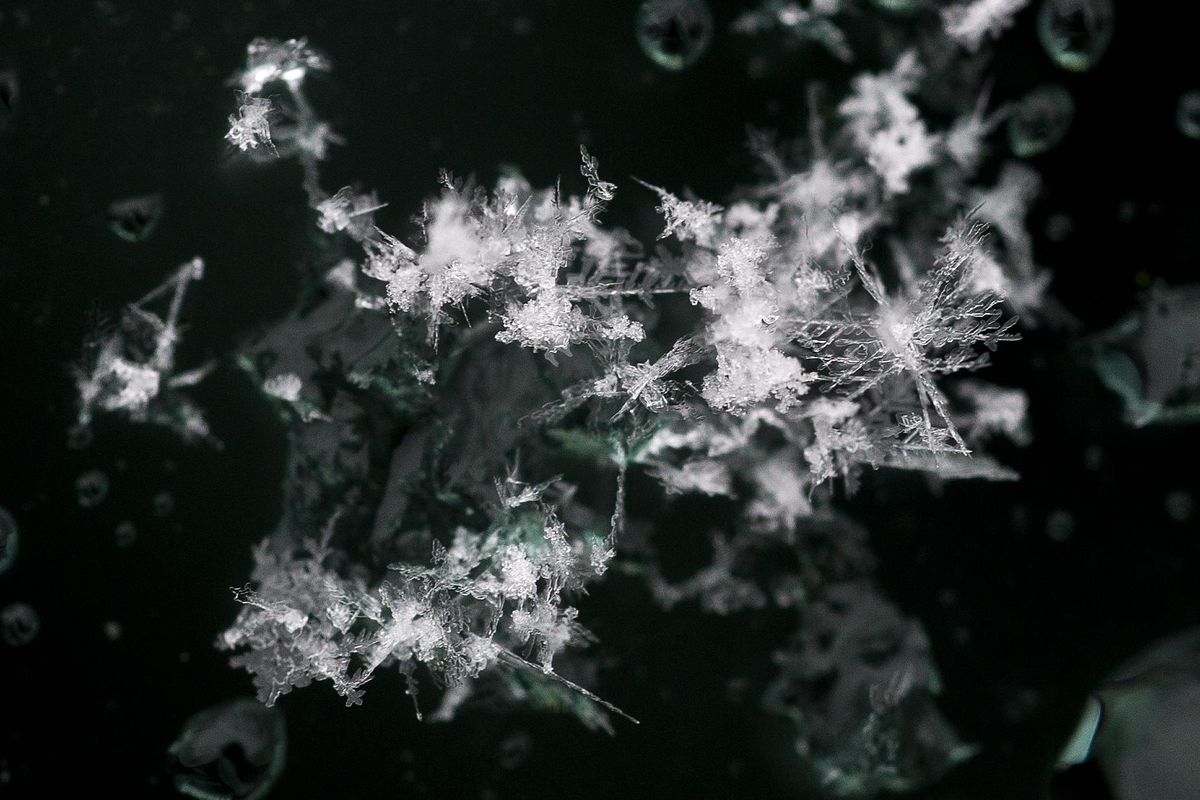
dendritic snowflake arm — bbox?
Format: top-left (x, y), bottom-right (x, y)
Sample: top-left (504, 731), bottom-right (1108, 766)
top-left (635, 178), bottom-right (724, 247)
top-left (221, 480), bottom-right (635, 721)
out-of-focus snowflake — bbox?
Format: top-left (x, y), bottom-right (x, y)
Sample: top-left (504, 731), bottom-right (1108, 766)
top-left (74, 258), bottom-right (216, 443)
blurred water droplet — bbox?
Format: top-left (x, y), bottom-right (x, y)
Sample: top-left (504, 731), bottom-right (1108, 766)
top-left (1046, 509), bottom-right (1076, 542)
top-left (1008, 84), bottom-right (1074, 157)
top-left (66, 422), bottom-right (93, 450)
top-left (0, 70), bottom-right (17, 117)
top-left (1166, 491), bottom-right (1194, 522)
top-left (76, 470), bottom-right (110, 508)
top-left (1045, 212), bottom-right (1073, 242)
top-left (153, 490), bottom-right (175, 518)
top-left (107, 193), bottom-right (164, 242)
top-left (0, 507), bottom-right (18, 574)
top-left (1037, 0), bottom-right (1114, 72)
top-left (871, 0), bottom-right (925, 14)
top-left (1, 603), bottom-right (39, 646)
top-left (636, 0), bottom-right (713, 71)
top-left (1177, 91), bottom-right (1200, 140)
top-left (115, 520), bottom-right (138, 547)
top-left (169, 698), bottom-right (286, 800)
top-left (497, 730), bottom-right (533, 770)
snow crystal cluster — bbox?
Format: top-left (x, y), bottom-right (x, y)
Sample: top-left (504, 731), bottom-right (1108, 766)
top-left (72, 8), bottom-right (1079, 792)
top-left (73, 257), bottom-right (215, 444)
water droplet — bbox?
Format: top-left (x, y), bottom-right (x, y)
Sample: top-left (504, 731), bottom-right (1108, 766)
top-left (636, 0), bottom-right (713, 71)
top-left (107, 193), bottom-right (164, 242)
top-left (169, 698), bottom-right (286, 800)
top-left (1165, 491), bottom-right (1194, 522)
top-left (497, 730), bottom-right (533, 770)
top-left (115, 520), bottom-right (138, 547)
top-left (1046, 509), bottom-right (1075, 541)
top-left (66, 422), bottom-right (93, 450)
top-left (0, 506), bottom-right (18, 574)
top-left (1037, 0), bottom-right (1114, 72)
top-left (0, 70), bottom-right (18, 117)
top-left (1177, 91), bottom-right (1200, 140)
top-left (870, 0), bottom-right (925, 14)
top-left (1045, 212), bottom-right (1073, 242)
top-left (1, 603), bottom-right (39, 646)
top-left (153, 490), bottom-right (175, 518)
top-left (76, 469), bottom-right (110, 508)
top-left (1008, 84), bottom-right (1074, 157)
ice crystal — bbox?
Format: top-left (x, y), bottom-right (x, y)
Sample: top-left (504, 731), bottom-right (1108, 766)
top-left (262, 373), bottom-right (303, 403)
top-left (192, 25), bottom-right (1046, 747)
top-left (638, 179), bottom-right (724, 246)
top-left (225, 93), bottom-right (275, 154)
top-left (237, 36), bottom-right (329, 94)
top-left (315, 187), bottom-right (386, 240)
top-left (733, 0), bottom-right (853, 63)
top-left (942, 0), bottom-right (1031, 53)
top-left (222, 494), bottom-right (632, 725)
top-left (691, 237), bottom-right (812, 413)
top-left (74, 258), bottom-right (215, 443)
top-left (838, 52), bottom-right (939, 194)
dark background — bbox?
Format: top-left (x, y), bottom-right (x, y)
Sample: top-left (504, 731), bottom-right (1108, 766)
top-left (1, 1), bottom-right (1198, 798)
